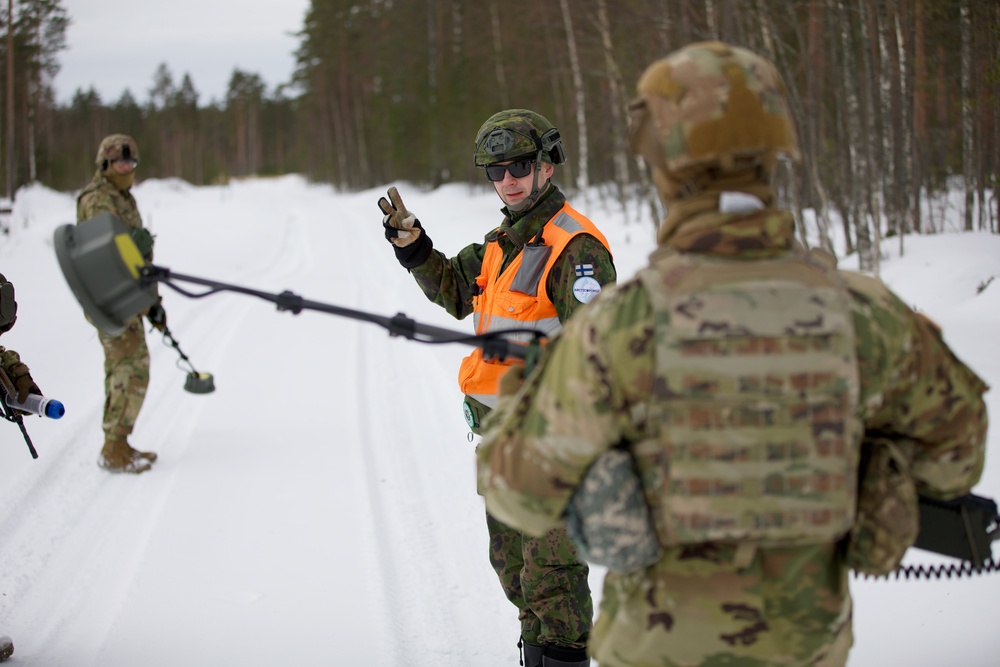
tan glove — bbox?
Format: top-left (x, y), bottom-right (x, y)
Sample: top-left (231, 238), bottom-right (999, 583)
top-left (378, 187), bottom-right (423, 248)
top-left (5, 360), bottom-right (41, 405)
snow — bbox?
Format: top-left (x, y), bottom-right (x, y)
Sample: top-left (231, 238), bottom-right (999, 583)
top-left (1, 175), bottom-right (998, 666)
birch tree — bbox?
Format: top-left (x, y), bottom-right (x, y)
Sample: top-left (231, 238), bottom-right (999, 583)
top-left (559, 0), bottom-right (589, 201)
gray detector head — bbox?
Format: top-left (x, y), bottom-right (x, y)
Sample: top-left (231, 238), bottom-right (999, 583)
top-left (54, 212), bottom-right (159, 336)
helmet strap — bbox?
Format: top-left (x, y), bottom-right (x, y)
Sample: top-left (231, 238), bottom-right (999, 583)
top-left (505, 148), bottom-right (547, 213)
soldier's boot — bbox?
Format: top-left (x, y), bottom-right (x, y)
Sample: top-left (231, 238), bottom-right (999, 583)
top-left (520, 639), bottom-right (544, 667)
top-left (0, 635), bottom-right (13, 662)
top-left (127, 442), bottom-right (158, 463)
top-left (519, 639), bottom-right (590, 667)
top-left (98, 437), bottom-right (153, 474)
top-left (541, 645), bottom-right (590, 667)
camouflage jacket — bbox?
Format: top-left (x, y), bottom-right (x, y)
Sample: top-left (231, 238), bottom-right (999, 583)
top-left (0, 346), bottom-right (20, 375)
top-left (77, 169), bottom-right (143, 231)
top-left (408, 184), bottom-right (616, 325)
top-left (478, 202), bottom-right (988, 666)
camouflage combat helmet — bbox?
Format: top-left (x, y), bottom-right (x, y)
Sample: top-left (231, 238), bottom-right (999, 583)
top-left (473, 109), bottom-right (566, 167)
top-left (95, 134), bottom-right (140, 170)
top-left (628, 41), bottom-right (800, 192)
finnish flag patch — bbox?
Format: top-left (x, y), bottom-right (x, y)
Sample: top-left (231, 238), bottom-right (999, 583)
top-left (575, 264), bottom-right (595, 277)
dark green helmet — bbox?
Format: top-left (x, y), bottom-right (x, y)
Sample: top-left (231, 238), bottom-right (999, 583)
top-left (473, 109), bottom-right (567, 167)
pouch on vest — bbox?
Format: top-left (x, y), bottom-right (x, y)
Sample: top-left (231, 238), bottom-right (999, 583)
top-left (130, 227), bottom-right (155, 260)
top-left (565, 448), bottom-right (662, 573)
top-left (463, 395), bottom-right (491, 437)
top-left (844, 437), bottom-right (919, 576)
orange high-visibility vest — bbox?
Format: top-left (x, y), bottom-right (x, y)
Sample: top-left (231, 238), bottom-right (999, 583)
top-left (458, 203), bottom-right (611, 403)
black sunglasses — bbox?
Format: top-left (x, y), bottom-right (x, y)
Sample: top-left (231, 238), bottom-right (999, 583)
top-left (485, 159), bottom-right (534, 182)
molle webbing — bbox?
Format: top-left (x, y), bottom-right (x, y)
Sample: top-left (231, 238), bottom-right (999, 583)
top-left (637, 250), bottom-right (861, 547)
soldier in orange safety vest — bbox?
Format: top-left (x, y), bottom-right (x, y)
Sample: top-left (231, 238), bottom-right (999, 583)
top-left (379, 109), bottom-right (616, 667)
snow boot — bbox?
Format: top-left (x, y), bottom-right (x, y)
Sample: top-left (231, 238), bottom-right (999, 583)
top-left (520, 638), bottom-right (544, 667)
top-left (98, 437), bottom-right (153, 474)
top-left (0, 635), bottom-right (13, 662)
top-left (127, 442), bottom-right (158, 463)
top-left (541, 644), bottom-right (590, 666)
top-left (519, 639), bottom-right (590, 667)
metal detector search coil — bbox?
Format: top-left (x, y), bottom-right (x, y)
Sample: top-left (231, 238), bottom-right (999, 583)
top-left (184, 372), bottom-right (215, 394)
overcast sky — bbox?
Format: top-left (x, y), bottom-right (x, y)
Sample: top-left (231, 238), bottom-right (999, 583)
top-left (52, 0), bottom-right (310, 105)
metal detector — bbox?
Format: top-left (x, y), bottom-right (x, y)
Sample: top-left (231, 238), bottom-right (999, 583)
top-left (53, 213), bottom-right (541, 365)
top-left (160, 326), bottom-right (215, 394)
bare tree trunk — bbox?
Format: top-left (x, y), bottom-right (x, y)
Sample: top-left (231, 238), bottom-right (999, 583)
top-left (427, 0), bottom-right (439, 186)
top-left (27, 79), bottom-right (36, 183)
top-left (859, 2), bottom-right (882, 273)
top-left (960, 0), bottom-right (974, 230)
top-left (837, 0), bottom-right (867, 264)
top-left (488, 1), bottom-right (509, 109)
top-left (995, 3), bottom-right (1000, 233)
top-left (912, 0), bottom-right (927, 234)
top-left (559, 0), bottom-right (589, 203)
top-left (704, 0), bottom-right (718, 39)
top-left (594, 0), bottom-right (630, 222)
top-left (352, 78), bottom-right (370, 186)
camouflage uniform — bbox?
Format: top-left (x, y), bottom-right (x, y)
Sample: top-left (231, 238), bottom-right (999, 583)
top-left (77, 134), bottom-right (158, 473)
top-left (477, 43), bottom-right (989, 667)
top-left (0, 271), bottom-right (40, 409)
top-left (413, 185), bottom-right (613, 650)
top-left (385, 111), bottom-right (615, 660)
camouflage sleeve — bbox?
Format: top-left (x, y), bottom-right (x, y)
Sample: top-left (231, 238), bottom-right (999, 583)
top-left (478, 278), bottom-right (653, 535)
top-left (845, 272), bottom-right (989, 499)
top-left (77, 188), bottom-right (116, 223)
top-left (0, 346), bottom-right (20, 375)
top-left (408, 240), bottom-right (488, 321)
top-left (546, 234), bottom-right (617, 322)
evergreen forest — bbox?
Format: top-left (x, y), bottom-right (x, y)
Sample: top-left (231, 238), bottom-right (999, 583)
top-left (1, 0), bottom-right (998, 270)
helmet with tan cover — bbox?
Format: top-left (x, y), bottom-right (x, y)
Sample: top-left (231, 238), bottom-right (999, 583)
top-left (628, 42), bottom-right (799, 198)
top-left (95, 134), bottom-right (140, 171)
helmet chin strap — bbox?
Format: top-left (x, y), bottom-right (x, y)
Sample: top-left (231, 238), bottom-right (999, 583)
top-left (505, 149), bottom-right (547, 213)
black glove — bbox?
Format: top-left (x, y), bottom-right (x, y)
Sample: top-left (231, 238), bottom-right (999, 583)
top-left (377, 187), bottom-right (433, 269)
top-left (147, 302), bottom-right (167, 332)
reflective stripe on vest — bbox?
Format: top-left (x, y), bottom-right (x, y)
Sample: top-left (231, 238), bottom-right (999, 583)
top-left (635, 249), bottom-right (861, 548)
top-left (458, 203), bottom-right (611, 396)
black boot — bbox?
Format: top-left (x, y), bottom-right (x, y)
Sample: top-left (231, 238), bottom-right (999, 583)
top-left (542, 643), bottom-right (590, 667)
top-left (519, 637), bottom-right (544, 667)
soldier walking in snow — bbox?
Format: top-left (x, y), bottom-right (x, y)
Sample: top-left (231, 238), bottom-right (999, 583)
top-left (380, 109), bottom-right (616, 666)
top-left (77, 134), bottom-right (166, 474)
top-left (477, 43), bottom-right (989, 666)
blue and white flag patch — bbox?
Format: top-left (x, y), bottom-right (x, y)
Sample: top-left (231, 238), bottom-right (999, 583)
top-left (575, 264), bottom-right (595, 277)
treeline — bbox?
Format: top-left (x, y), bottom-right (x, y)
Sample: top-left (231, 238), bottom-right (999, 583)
top-left (4, 0), bottom-right (1000, 268)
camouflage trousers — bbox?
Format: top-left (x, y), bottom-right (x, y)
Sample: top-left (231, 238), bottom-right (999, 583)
top-left (97, 316), bottom-right (149, 438)
top-left (486, 510), bottom-right (593, 648)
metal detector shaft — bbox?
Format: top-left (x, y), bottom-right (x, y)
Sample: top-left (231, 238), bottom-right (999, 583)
top-left (143, 265), bottom-right (537, 362)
